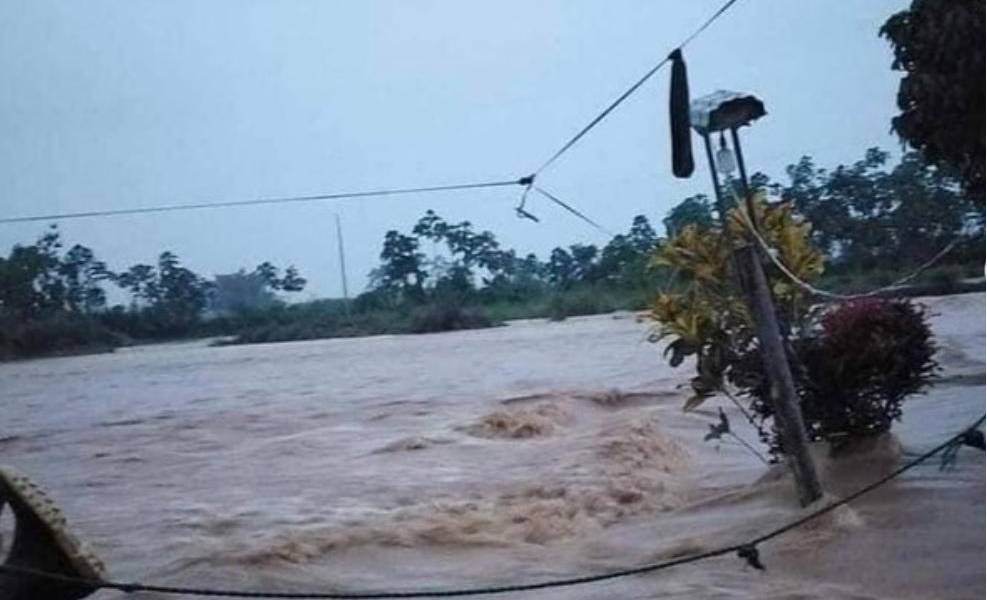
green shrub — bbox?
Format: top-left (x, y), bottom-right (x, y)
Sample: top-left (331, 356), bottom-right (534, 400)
top-left (922, 264), bottom-right (966, 292)
top-left (547, 289), bottom-right (617, 321)
top-left (0, 314), bottom-right (124, 360)
top-left (409, 303), bottom-right (497, 333)
top-left (481, 298), bottom-right (551, 322)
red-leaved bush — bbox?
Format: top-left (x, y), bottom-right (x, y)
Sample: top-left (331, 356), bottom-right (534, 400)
top-left (798, 298), bottom-right (937, 442)
top-left (739, 298), bottom-right (938, 454)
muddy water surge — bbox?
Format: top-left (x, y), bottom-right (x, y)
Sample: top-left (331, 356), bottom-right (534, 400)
top-left (1, 295), bottom-right (984, 599)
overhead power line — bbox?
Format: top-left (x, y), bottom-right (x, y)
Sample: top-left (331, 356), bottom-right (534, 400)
top-left (532, 0), bottom-right (742, 176)
top-left (0, 0), bottom-right (744, 233)
top-left (0, 179), bottom-right (524, 225)
top-left (533, 186), bottom-right (614, 236)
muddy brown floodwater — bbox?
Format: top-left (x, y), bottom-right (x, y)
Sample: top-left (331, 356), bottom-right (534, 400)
top-left (1, 293), bottom-right (984, 599)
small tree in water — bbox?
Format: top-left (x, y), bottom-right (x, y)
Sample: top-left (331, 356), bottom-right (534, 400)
top-left (648, 194), bottom-right (938, 458)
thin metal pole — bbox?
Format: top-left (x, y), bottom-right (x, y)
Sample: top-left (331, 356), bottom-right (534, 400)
top-left (730, 126), bottom-right (758, 219)
top-left (701, 133), bottom-right (730, 220)
top-left (334, 213), bottom-right (350, 309)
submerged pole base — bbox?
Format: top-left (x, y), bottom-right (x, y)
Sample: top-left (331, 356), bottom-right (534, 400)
top-left (0, 467), bottom-right (106, 600)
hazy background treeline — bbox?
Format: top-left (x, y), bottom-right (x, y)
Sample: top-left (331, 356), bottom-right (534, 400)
top-left (1, 149), bottom-right (983, 359)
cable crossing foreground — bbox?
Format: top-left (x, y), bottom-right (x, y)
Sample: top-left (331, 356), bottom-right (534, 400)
top-left (1, 414), bottom-right (982, 599)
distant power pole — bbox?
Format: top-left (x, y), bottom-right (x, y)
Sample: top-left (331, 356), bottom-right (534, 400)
top-left (334, 213), bottom-right (350, 306)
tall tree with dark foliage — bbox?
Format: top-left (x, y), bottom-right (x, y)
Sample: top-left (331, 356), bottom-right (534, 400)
top-left (881, 0), bottom-right (985, 199)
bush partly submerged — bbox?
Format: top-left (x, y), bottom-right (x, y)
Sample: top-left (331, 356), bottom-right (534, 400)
top-left (0, 314), bottom-right (124, 360)
top-left (409, 303), bottom-right (497, 334)
top-left (649, 197), bottom-right (940, 458)
top-left (215, 301), bottom-right (500, 346)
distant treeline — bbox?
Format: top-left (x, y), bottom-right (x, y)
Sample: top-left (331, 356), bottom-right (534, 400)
top-left (0, 234), bottom-right (307, 358)
top-left (1, 149), bottom-right (982, 359)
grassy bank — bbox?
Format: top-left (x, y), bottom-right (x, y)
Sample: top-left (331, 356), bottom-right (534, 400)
top-left (214, 285), bottom-right (653, 346)
top-left (216, 262), bottom-right (983, 348)
top-left (815, 262), bottom-right (984, 297)
top-left (213, 301), bottom-right (498, 345)
top-left (0, 314), bottom-right (124, 361)
top-left (2, 262), bottom-right (982, 360)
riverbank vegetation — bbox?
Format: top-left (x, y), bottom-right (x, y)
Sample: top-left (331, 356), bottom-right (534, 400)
top-left (648, 193), bottom-right (940, 457)
top-left (0, 150), bottom-right (982, 360)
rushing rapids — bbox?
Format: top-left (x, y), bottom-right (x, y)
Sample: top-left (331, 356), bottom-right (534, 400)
top-left (0, 294), bottom-right (983, 599)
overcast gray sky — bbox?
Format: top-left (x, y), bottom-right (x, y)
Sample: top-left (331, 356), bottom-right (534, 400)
top-left (0, 0), bottom-right (907, 298)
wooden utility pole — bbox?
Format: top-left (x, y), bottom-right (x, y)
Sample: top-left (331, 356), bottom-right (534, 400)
top-left (727, 126), bottom-right (822, 506)
top-left (735, 245), bottom-right (823, 505)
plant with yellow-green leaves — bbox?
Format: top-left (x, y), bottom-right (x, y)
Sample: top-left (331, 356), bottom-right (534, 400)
top-left (651, 193), bottom-right (939, 459)
top-left (648, 192), bottom-right (824, 412)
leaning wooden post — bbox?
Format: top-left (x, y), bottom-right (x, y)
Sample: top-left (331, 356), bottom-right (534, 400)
top-left (729, 126), bottom-right (822, 506)
top-left (734, 245), bottom-right (823, 505)
top-left (692, 92), bottom-right (823, 506)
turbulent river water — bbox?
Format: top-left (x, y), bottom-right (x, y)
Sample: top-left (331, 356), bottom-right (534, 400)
top-left (1, 294), bottom-right (984, 599)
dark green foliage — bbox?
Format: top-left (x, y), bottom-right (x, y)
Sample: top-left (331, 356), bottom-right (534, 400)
top-left (220, 211), bottom-right (663, 345)
top-left (598, 215), bottom-right (660, 289)
top-left (881, 0), bottom-right (985, 198)
top-left (662, 194), bottom-right (714, 237)
top-left (369, 210), bottom-right (661, 313)
top-left (413, 210), bottom-right (510, 286)
top-left (215, 297), bottom-right (497, 345)
top-left (0, 313), bottom-right (123, 360)
top-left (924, 264), bottom-right (966, 292)
top-left (546, 247), bottom-right (578, 289)
top-left (1, 148), bottom-right (982, 357)
top-left (59, 244), bottom-right (112, 313)
top-left (253, 262), bottom-right (307, 293)
top-left (547, 288), bottom-right (618, 321)
top-left (481, 287), bottom-right (648, 323)
top-left (770, 149), bottom-right (983, 273)
top-left (0, 227), bottom-right (120, 359)
top-left (109, 256), bottom-right (307, 340)
top-left (371, 230), bottom-right (427, 303)
top-left (0, 226), bottom-right (102, 321)
top-left (111, 252), bottom-right (215, 338)
top-left (409, 302), bottom-right (496, 334)
top-left (0, 226), bottom-right (309, 358)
